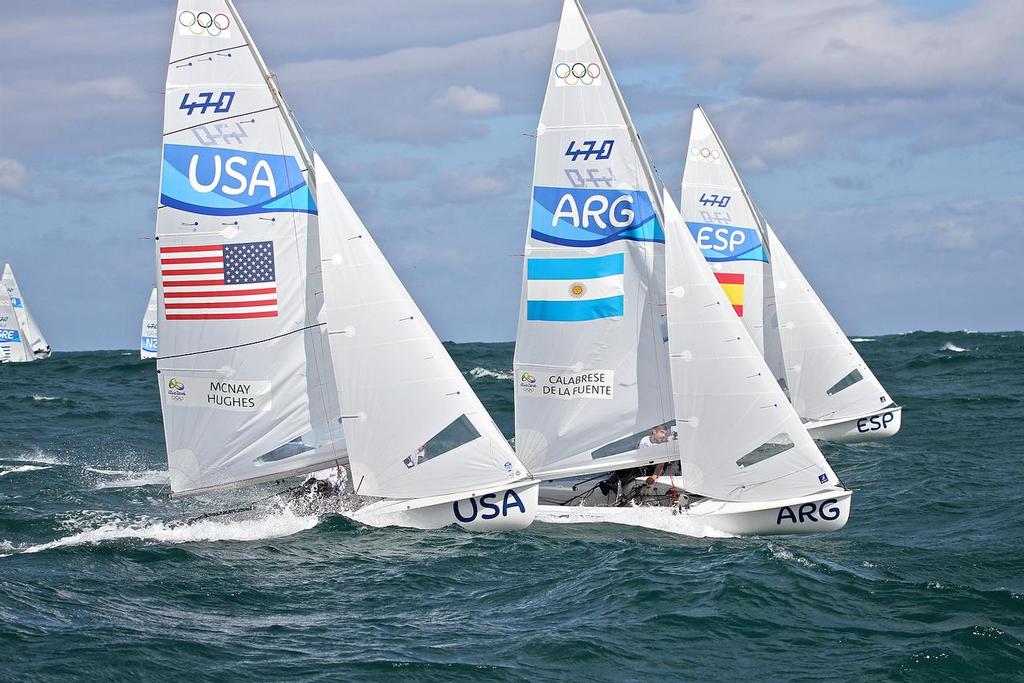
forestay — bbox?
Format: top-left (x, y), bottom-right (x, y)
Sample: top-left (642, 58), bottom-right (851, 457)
top-left (316, 157), bottom-right (530, 500)
top-left (679, 107), bottom-right (786, 389)
top-left (663, 190), bottom-right (837, 502)
top-left (156, 0), bottom-right (344, 496)
top-left (766, 223), bottom-right (892, 422)
top-left (141, 288), bottom-right (159, 359)
top-left (2, 264), bottom-right (50, 358)
top-left (513, 0), bottom-right (675, 480)
top-left (0, 293), bottom-right (33, 363)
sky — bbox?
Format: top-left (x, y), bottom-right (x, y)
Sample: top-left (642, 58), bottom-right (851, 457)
top-left (0, 0), bottom-right (1019, 350)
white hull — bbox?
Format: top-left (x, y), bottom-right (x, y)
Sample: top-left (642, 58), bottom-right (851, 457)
top-left (536, 485), bottom-right (852, 537)
top-left (806, 406), bottom-right (902, 443)
top-left (347, 481), bottom-right (540, 532)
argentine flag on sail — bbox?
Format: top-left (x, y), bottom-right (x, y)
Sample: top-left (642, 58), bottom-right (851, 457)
top-left (526, 253), bottom-right (624, 322)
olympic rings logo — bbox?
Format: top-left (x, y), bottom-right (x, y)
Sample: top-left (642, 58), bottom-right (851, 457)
top-left (554, 62), bottom-right (601, 86)
top-left (690, 146), bottom-right (722, 161)
top-left (178, 10), bottom-right (231, 37)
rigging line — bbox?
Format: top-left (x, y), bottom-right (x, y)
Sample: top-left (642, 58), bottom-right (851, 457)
top-left (168, 43), bottom-right (249, 66)
top-left (158, 323), bottom-right (325, 361)
top-left (163, 106), bottom-right (278, 137)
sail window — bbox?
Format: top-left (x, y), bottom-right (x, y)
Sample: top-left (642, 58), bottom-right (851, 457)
top-left (404, 414), bottom-right (481, 468)
top-left (826, 369), bottom-right (864, 396)
top-left (257, 437), bottom-right (314, 463)
top-left (590, 421), bottom-right (678, 459)
top-left (736, 434), bottom-right (794, 468)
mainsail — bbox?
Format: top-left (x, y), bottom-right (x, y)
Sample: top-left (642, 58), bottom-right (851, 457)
top-left (513, 0), bottom-right (675, 479)
top-left (766, 223), bottom-right (893, 422)
top-left (679, 107), bottom-right (786, 389)
top-left (316, 157), bottom-right (530, 500)
top-left (155, 0), bottom-right (344, 496)
top-left (141, 288), bottom-right (159, 359)
top-left (663, 190), bottom-right (837, 502)
top-left (0, 292), bottom-right (33, 363)
top-left (2, 264), bottom-right (50, 358)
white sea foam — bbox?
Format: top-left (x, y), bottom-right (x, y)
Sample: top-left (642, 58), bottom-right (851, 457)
top-left (9, 448), bottom-right (64, 465)
top-left (1, 509), bottom-right (320, 557)
top-left (768, 542), bottom-right (819, 569)
top-left (850, 338), bottom-right (875, 343)
top-left (87, 468), bottom-right (170, 489)
top-left (468, 367), bottom-right (513, 381)
top-left (31, 395), bottom-right (60, 401)
top-left (0, 464), bottom-right (53, 477)
top-left (942, 342), bottom-right (966, 353)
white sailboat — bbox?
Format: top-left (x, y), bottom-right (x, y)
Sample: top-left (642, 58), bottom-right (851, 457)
top-left (140, 288), bottom-right (158, 359)
top-left (680, 107), bottom-right (900, 443)
top-left (2, 264), bottom-right (51, 359)
top-left (0, 292), bottom-right (34, 364)
top-left (522, 0), bottom-right (850, 536)
top-left (155, 0), bottom-right (535, 529)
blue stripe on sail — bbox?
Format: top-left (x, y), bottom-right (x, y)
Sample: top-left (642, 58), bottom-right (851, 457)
top-left (527, 253), bottom-right (624, 281)
top-left (527, 295), bottom-right (624, 322)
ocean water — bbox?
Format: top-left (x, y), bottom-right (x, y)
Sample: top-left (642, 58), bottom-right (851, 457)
top-left (1, 331), bottom-right (1022, 681)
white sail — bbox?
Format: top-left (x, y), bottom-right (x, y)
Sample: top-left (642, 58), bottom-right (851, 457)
top-left (316, 156), bottom-right (530, 500)
top-left (663, 189), bottom-right (837, 502)
top-left (679, 107), bottom-right (786, 389)
top-left (766, 223), bottom-right (893, 421)
top-left (0, 292), bottom-right (34, 363)
top-left (140, 288), bottom-right (159, 359)
top-left (155, 0), bottom-right (344, 496)
top-left (513, 0), bottom-right (675, 480)
top-left (2, 264), bottom-right (50, 358)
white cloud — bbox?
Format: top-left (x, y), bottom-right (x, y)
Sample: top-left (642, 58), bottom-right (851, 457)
top-left (432, 85), bottom-right (502, 115)
top-left (0, 158), bottom-right (28, 196)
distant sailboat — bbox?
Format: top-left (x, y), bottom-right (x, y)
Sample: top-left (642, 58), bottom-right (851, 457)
top-left (521, 0), bottom-right (850, 535)
top-left (2, 264), bottom-right (51, 360)
top-left (0, 292), bottom-right (34, 363)
top-left (140, 288), bottom-right (158, 359)
top-left (679, 106), bottom-right (900, 442)
top-left (155, 0), bottom-right (536, 528)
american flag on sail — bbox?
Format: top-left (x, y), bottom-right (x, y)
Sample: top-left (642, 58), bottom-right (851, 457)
top-left (160, 241), bottom-right (277, 320)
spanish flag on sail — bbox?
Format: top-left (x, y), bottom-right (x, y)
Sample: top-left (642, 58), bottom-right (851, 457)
top-left (526, 253), bottom-right (624, 322)
top-left (715, 272), bottom-right (744, 317)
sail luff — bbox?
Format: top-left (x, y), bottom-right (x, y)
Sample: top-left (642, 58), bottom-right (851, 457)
top-left (223, 0), bottom-right (312, 174)
top-left (571, 0), bottom-right (665, 220)
top-left (695, 106), bottom-right (767, 246)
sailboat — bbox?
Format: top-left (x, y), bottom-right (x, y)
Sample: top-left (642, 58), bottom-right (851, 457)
top-left (140, 288), bottom-right (158, 359)
top-left (680, 107), bottom-right (900, 443)
top-left (2, 264), bottom-right (51, 360)
top-left (519, 0), bottom-right (850, 535)
top-left (0, 292), bottom-right (34, 363)
top-left (155, 0), bottom-right (536, 529)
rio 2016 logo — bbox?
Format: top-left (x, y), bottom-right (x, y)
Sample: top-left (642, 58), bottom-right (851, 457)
top-left (160, 144), bottom-right (317, 216)
top-left (518, 372), bottom-right (537, 394)
top-left (167, 377), bottom-right (186, 401)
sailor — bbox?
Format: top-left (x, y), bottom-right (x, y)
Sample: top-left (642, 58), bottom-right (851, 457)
top-left (298, 463), bottom-right (348, 497)
top-left (598, 424), bottom-right (680, 495)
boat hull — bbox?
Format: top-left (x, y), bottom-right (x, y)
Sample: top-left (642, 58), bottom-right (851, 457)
top-left (806, 406), bottom-right (902, 443)
top-left (347, 481), bottom-right (540, 532)
top-left (535, 487), bottom-right (852, 537)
